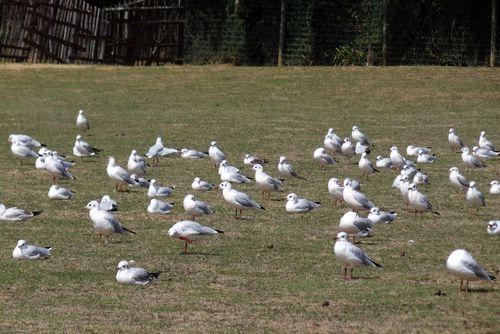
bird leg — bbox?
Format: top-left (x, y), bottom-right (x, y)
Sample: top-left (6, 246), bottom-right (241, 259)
top-left (350, 268), bottom-right (354, 280)
top-left (459, 279), bottom-right (463, 292)
top-left (105, 235), bottom-right (110, 244)
top-left (344, 267), bottom-right (348, 280)
top-left (184, 241), bottom-right (188, 254)
top-left (19, 158), bottom-right (23, 165)
top-left (99, 234), bottom-right (102, 244)
top-left (235, 209), bottom-right (238, 218)
top-left (466, 280), bottom-right (469, 292)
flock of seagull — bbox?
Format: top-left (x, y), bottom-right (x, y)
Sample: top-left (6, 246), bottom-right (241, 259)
top-left (3, 109), bottom-right (498, 291)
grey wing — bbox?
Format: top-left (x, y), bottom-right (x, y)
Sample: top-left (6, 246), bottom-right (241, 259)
top-left (147, 144), bottom-right (162, 157)
top-left (324, 155), bottom-right (336, 164)
top-left (471, 156), bottom-right (483, 167)
top-left (25, 245), bottom-right (49, 258)
top-left (115, 168), bottom-right (134, 183)
top-left (418, 195), bottom-right (432, 209)
top-left (285, 164), bottom-right (299, 177)
top-left (234, 192), bottom-right (257, 208)
top-left (350, 246), bottom-right (377, 267)
top-left (353, 192), bottom-right (374, 209)
top-left (103, 213), bottom-right (123, 233)
top-left (457, 175), bottom-right (469, 188)
top-left (353, 218), bottom-right (373, 231)
top-left (131, 268), bottom-right (152, 282)
top-left (295, 200), bottom-right (314, 212)
top-left (196, 201), bottom-right (213, 214)
top-left (461, 260), bottom-right (491, 280)
top-left (267, 177), bottom-right (282, 189)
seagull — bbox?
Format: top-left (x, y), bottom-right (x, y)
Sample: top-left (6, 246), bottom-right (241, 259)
top-left (73, 135), bottom-right (101, 157)
top-left (487, 221), bottom-right (500, 235)
top-left (392, 173), bottom-right (403, 189)
top-left (351, 125), bottom-right (373, 147)
top-left (107, 156), bottom-right (137, 191)
top-left (368, 207), bottom-right (397, 224)
top-left (285, 193), bottom-right (321, 213)
top-left (449, 167), bottom-right (469, 192)
top-left (0, 204), bottom-right (42, 221)
top-left (461, 147), bottom-right (486, 170)
top-left (333, 232), bottom-right (382, 280)
top-left (277, 156), bottom-right (306, 184)
top-left (50, 151), bottom-right (75, 169)
top-left (324, 128), bottom-right (343, 154)
top-left (35, 156), bottom-right (47, 170)
top-left (243, 153), bottom-right (268, 165)
top-left (181, 148), bottom-right (208, 159)
top-left (48, 185), bottom-right (74, 200)
top-left (12, 240), bottom-right (51, 260)
top-left (99, 195), bottom-right (118, 211)
top-left (208, 141), bottom-right (225, 168)
top-left (338, 211), bottom-right (374, 240)
top-left (183, 194), bottom-right (213, 220)
top-left (406, 145), bottom-right (431, 156)
top-left (127, 150), bottom-right (147, 175)
top-left (85, 201), bottom-right (135, 243)
top-left (148, 198), bottom-right (174, 215)
top-left (358, 152), bottom-right (379, 178)
top-left (466, 181), bottom-right (485, 213)
top-left (407, 183), bottom-right (439, 216)
top-left (116, 260), bottom-right (160, 286)
top-left (218, 160), bottom-right (240, 176)
top-left (472, 146), bottom-right (500, 161)
top-left (479, 131), bottom-right (496, 151)
top-left (341, 138), bottom-right (355, 157)
top-left (218, 182), bottom-right (265, 218)
top-left (389, 146), bottom-right (406, 169)
top-left (448, 128), bottom-right (464, 152)
top-left (413, 171), bottom-right (430, 185)
top-left (76, 109), bottom-right (89, 132)
top-left (130, 174), bottom-right (150, 188)
top-left (220, 162), bottom-right (251, 184)
top-left (145, 136), bottom-right (178, 166)
top-left (343, 181), bottom-right (374, 211)
top-left (355, 142), bottom-right (371, 155)
top-left (148, 179), bottom-right (174, 197)
top-left (253, 164), bottom-right (283, 199)
top-left (401, 164), bottom-right (418, 179)
top-left (446, 249), bottom-right (495, 292)
top-left (10, 139), bottom-right (39, 164)
top-left (416, 150), bottom-right (436, 163)
top-left (343, 177), bottom-right (361, 191)
top-left (168, 220), bottom-right (223, 253)
top-left (8, 134), bottom-right (45, 148)
top-left (191, 177), bottom-right (216, 191)
top-left (313, 147), bottom-right (337, 169)
top-left (45, 155), bottom-right (76, 181)
top-left (399, 175), bottom-right (411, 209)
top-left (375, 155), bottom-right (393, 169)
top-left (328, 178), bottom-right (344, 206)
top-left (490, 180), bottom-right (500, 194)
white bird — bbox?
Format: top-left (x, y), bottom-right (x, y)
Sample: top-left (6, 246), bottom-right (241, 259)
top-left (85, 201), bottom-right (135, 243)
top-left (351, 125), bottom-right (373, 147)
top-left (338, 211), bottom-right (373, 239)
top-left (99, 195), bottom-right (118, 211)
top-left (358, 152), bottom-right (379, 178)
top-left (220, 162), bottom-right (251, 184)
top-left (277, 156), bottom-right (306, 184)
top-left (479, 131), bottom-right (496, 151)
top-left (73, 135), bottom-right (101, 157)
top-left (343, 181), bottom-right (374, 211)
top-left (341, 138), bottom-right (355, 157)
top-left (472, 146), bottom-right (500, 161)
top-left (446, 249), bottom-right (495, 292)
top-left (399, 175), bottom-right (411, 208)
top-left (0, 204), bottom-right (42, 221)
top-left (76, 109), bottom-right (89, 132)
top-left (12, 240), bottom-right (51, 260)
top-left (392, 173), bottom-right (403, 189)
top-left (328, 178), bottom-right (344, 206)
top-left (147, 198), bottom-right (174, 215)
top-left (145, 136), bottom-right (178, 166)
top-left (407, 183), bottom-right (439, 216)
top-left (8, 134), bottom-right (45, 148)
top-left (191, 177), bottom-right (216, 191)
top-left (449, 167), bottom-right (469, 192)
top-left (127, 150), bottom-right (147, 175)
top-left (10, 140), bottom-right (39, 164)
top-left (413, 171), bottom-right (430, 185)
top-left (461, 147), bottom-right (486, 170)
top-left (148, 179), bottom-right (174, 197)
top-left (389, 146), bottom-right (406, 169)
top-left (48, 185), bottom-right (74, 200)
top-left (253, 164), bottom-right (283, 199)
top-left (313, 147), bottom-right (337, 169)
top-left (130, 174), bottom-right (150, 188)
top-left (168, 220), bottom-right (223, 253)
top-left (324, 128), bottom-right (343, 154)
top-left (285, 193), bottom-right (321, 213)
top-left (466, 181), bottom-right (485, 213)
top-left (181, 148), bottom-right (208, 159)
top-left (107, 156), bottom-right (137, 191)
top-left (416, 150), bottom-right (436, 163)
top-left (406, 145), bottom-right (431, 156)
top-left (116, 260), bottom-right (160, 286)
top-left (489, 180), bottom-right (500, 195)
top-left (343, 177), bottom-right (361, 191)
top-left (368, 207), bottom-right (397, 224)
top-left (50, 151), bottom-right (75, 169)
top-left (375, 155), bottom-right (393, 169)
top-left (218, 182), bottom-right (265, 218)
top-left (183, 194), bottom-right (213, 220)
top-left (45, 155), bottom-right (75, 181)
top-left (487, 221), bottom-right (500, 235)
top-left (208, 141), bottom-right (225, 168)
top-left (218, 160), bottom-right (240, 176)
top-left (243, 153), bottom-right (268, 165)
top-left (448, 128), bottom-right (464, 152)
top-left (333, 232), bottom-right (382, 280)
top-left (35, 156), bottom-right (47, 170)
top-left (355, 141), bottom-right (371, 155)
top-left (401, 164), bottom-right (417, 179)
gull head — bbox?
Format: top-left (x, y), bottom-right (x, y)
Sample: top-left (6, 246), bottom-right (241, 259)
top-left (181, 149), bottom-right (188, 154)
top-left (490, 180), bottom-right (498, 186)
top-left (131, 149), bottom-right (137, 155)
top-left (472, 146), bottom-right (479, 153)
top-left (343, 178), bottom-right (351, 187)
top-left (50, 185), bottom-right (59, 191)
top-left (390, 146), bottom-right (398, 152)
top-left (108, 156), bottom-right (116, 165)
top-left (76, 135), bottom-right (82, 140)
top-left (480, 131), bottom-right (486, 136)
top-left (376, 155), bottom-right (383, 161)
top-left (488, 221), bottom-right (498, 231)
top-left (193, 177), bottom-right (200, 182)
top-left (17, 239), bottom-right (27, 248)
top-left (449, 128), bottom-right (455, 134)
top-left (361, 152), bottom-right (368, 158)
top-left (218, 181), bottom-right (231, 190)
top-left (343, 138), bottom-right (351, 143)
top-left (184, 194), bottom-right (196, 203)
top-left (352, 125), bottom-right (359, 131)
top-left (279, 156), bottom-right (286, 163)
top-left (210, 141), bottom-right (217, 146)
top-left (449, 167), bottom-right (459, 174)
top-left (286, 193), bottom-right (298, 201)
top-left (117, 260), bottom-right (130, 270)
top-left (244, 153), bottom-right (250, 158)
top-left (79, 109), bottom-right (84, 114)
top-left (252, 164), bottom-right (263, 172)
top-left (370, 207), bottom-right (380, 215)
top-left (335, 232), bottom-right (348, 241)
top-left (401, 175), bottom-right (410, 182)
top-left (461, 147), bottom-right (470, 154)
top-left (329, 177), bottom-right (340, 185)
top-left (220, 160), bottom-right (228, 167)
top-left (86, 201), bottom-right (100, 210)
top-left (469, 181), bottom-right (477, 188)
top-left (407, 183), bottom-right (416, 191)
top-left (407, 145), bottom-right (415, 151)
top-left (150, 179), bottom-right (157, 185)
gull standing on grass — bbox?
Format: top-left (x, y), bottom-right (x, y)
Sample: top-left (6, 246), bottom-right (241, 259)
top-left (218, 182), bottom-right (265, 219)
top-left (343, 181), bottom-right (375, 211)
top-left (478, 131), bottom-right (496, 151)
top-left (358, 152), bottom-right (379, 179)
top-left (472, 146), bottom-right (500, 161)
top-left (73, 135), bottom-right (101, 157)
top-left (277, 156), bottom-right (306, 185)
top-left (76, 109), bottom-right (89, 132)
top-left (168, 220), bottom-right (223, 253)
top-left (285, 193), bottom-right (321, 213)
top-left (338, 211), bottom-right (374, 240)
top-left (448, 128), bottom-right (464, 152)
top-left (489, 180), bottom-right (500, 194)
top-left (148, 198), bottom-right (174, 215)
top-left (10, 139), bottom-right (39, 164)
top-left (181, 148), bottom-right (208, 159)
top-left (148, 179), bottom-right (174, 197)
top-left (183, 194), bottom-right (213, 220)
top-left (368, 207), bottom-right (397, 224)
top-left (253, 164), bottom-right (283, 199)
top-left (45, 155), bottom-right (76, 181)
top-left (446, 249), bottom-right (495, 292)
top-left (85, 201), bottom-right (135, 243)
top-left (100, 195), bottom-right (118, 211)
top-left (324, 128), bottom-right (343, 154)
top-left (328, 178), bottom-right (344, 206)
top-left (449, 167), bottom-right (469, 192)
top-left (341, 138), bottom-right (355, 157)
top-left (351, 125), bottom-right (373, 147)
top-left (389, 146), bottom-right (406, 169)
top-left (375, 155), bottom-right (393, 169)
top-left (12, 240), bottom-right (51, 260)
top-left (466, 182), bottom-right (486, 213)
top-left (407, 183), bottom-right (440, 216)
top-left (191, 177), bottom-right (216, 191)
top-left (461, 147), bottom-right (486, 170)
top-left (487, 221), bottom-right (500, 235)
top-left (8, 134), bottom-right (45, 148)
top-left (0, 204), bottom-right (42, 221)
top-left (107, 156), bottom-right (137, 191)
top-left (399, 175), bottom-right (411, 209)
top-left (127, 150), bottom-right (147, 175)
top-left (343, 177), bottom-right (361, 191)
top-left (208, 141), bottom-right (225, 168)
top-left (116, 260), bottom-right (160, 286)
top-left (48, 185), bottom-right (74, 200)
top-left (313, 147), bottom-right (337, 169)
top-left (333, 232), bottom-right (382, 280)
top-left (146, 136), bottom-right (178, 166)
top-left (355, 142), bottom-right (371, 155)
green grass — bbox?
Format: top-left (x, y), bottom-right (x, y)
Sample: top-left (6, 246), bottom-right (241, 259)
top-left (0, 64), bottom-right (499, 333)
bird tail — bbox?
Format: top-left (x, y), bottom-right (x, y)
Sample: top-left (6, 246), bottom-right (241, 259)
top-left (297, 175), bottom-right (307, 180)
top-left (370, 258), bottom-right (383, 268)
top-left (123, 227), bottom-right (136, 234)
top-left (488, 274), bottom-right (496, 281)
top-left (432, 211), bottom-right (440, 216)
top-left (214, 229), bottom-right (224, 234)
top-left (32, 210), bottom-right (43, 216)
top-left (258, 204), bottom-right (266, 210)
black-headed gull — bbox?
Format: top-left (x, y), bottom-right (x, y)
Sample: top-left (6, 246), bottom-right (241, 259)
top-left (490, 180), bottom-right (500, 194)
top-left (351, 125), bottom-right (373, 147)
top-left (107, 156), bottom-right (137, 191)
top-left (208, 141), bottom-right (225, 168)
top-left (413, 171), bottom-right (430, 185)
top-left (416, 150), bottom-right (436, 163)
top-left (45, 155), bottom-right (75, 181)
top-left (341, 138), bottom-right (355, 157)
top-left (375, 155), bottom-right (393, 169)
top-left (181, 148), bottom-right (208, 159)
top-left (100, 195), bottom-right (118, 211)
top-left (324, 128), bottom-right (343, 154)
top-left (191, 177), bottom-right (216, 191)
top-left (466, 181), bottom-right (485, 213)
top-left (243, 153), bottom-right (268, 165)
top-left (0, 204), bottom-right (42, 221)
top-left (338, 211), bottom-right (373, 240)
top-left (343, 181), bottom-right (374, 211)
top-left (448, 128), bottom-right (464, 152)
top-left (148, 198), bottom-right (174, 215)
top-left (328, 178), bottom-right (344, 206)
top-left (358, 152), bottom-right (379, 178)
top-left (343, 177), bottom-right (361, 191)
top-left (218, 160), bottom-right (240, 176)
top-left (116, 260), bottom-right (160, 286)
top-left (333, 232), bottom-right (382, 280)
top-left (130, 174), bottom-right (150, 188)
top-left (8, 134), bottom-right (45, 148)
top-left (487, 221), bottom-right (500, 235)
top-left (407, 183), bottom-right (439, 216)
top-left (12, 240), bottom-right (51, 260)
top-left (449, 167), bottom-right (469, 192)
top-left (313, 147), bottom-right (337, 169)
top-left (368, 207), bottom-right (397, 224)
top-left (355, 142), bottom-right (371, 155)
top-left (277, 156), bottom-right (306, 185)
top-left (446, 249), bottom-right (495, 292)
top-left (148, 179), bottom-right (174, 197)
top-left (406, 145), bottom-right (431, 156)
top-left (478, 131), bottom-right (496, 151)
top-left (76, 109), bottom-right (89, 132)
top-left (73, 135), bottom-right (101, 157)
top-left (220, 161), bottom-right (251, 184)
top-left (389, 146), bottom-right (406, 169)
top-left (168, 220), bottom-right (223, 253)
top-left (85, 201), bottom-right (135, 243)
top-left (461, 147), bottom-right (486, 170)
top-left (253, 164), bottom-right (283, 199)
top-left (10, 139), bottom-right (39, 164)
top-left (218, 182), bottom-right (265, 219)
top-left (127, 149), bottom-right (147, 175)
top-left (472, 146), bottom-right (500, 161)
top-left (48, 185), bottom-right (74, 200)
top-left (146, 136), bottom-right (178, 166)
top-left (285, 193), bottom-right (321, 213)
top-left (183, 194), bottom-right (213, 220)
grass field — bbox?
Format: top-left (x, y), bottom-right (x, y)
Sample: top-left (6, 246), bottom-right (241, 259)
top-left (0, 64), bottom-right (499, 333)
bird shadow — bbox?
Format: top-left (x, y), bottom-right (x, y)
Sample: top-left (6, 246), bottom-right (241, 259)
top-left (235, 217), bottom-right (254, 221)
top-left (179, 251), bottom-right (220, 256)
top-left (467, 287), bottom-right (496, 293)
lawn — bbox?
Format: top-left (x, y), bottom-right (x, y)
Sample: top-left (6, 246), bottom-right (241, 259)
top-left (0, 64), bottom-right (499, 333)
